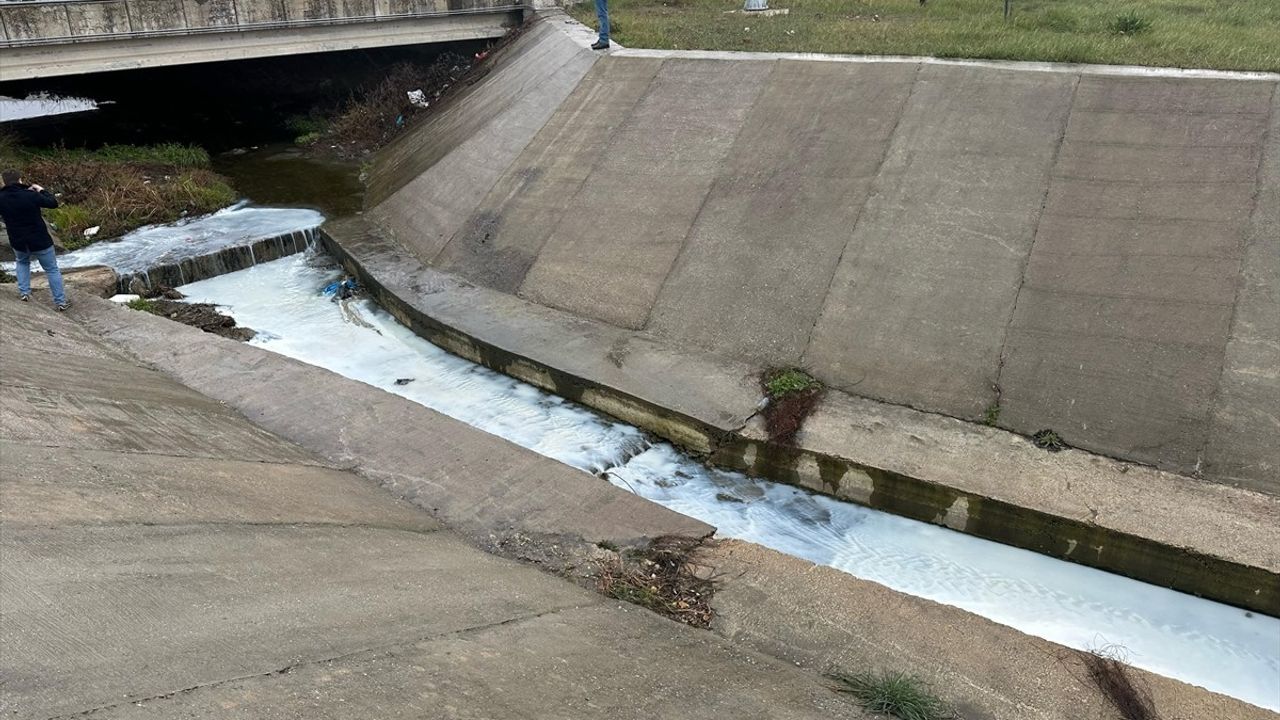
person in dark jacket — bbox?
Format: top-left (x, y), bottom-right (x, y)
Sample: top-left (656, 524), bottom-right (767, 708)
top-left (0, 168), bottom-right (67, 310)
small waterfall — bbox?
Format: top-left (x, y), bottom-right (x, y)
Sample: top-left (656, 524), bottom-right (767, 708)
top-left (118, 226), bottom-right (322, 294)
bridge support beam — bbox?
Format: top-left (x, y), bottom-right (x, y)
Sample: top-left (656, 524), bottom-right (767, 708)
top-left (0, 11), bottom-right (522, 82)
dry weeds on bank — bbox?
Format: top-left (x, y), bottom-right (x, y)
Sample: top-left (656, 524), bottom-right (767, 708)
top-left (0, 137), bottom-right (235, 247)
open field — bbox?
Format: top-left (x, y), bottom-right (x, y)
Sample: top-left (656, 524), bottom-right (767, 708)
top-left (570, 0), bottom-right (1280, 72)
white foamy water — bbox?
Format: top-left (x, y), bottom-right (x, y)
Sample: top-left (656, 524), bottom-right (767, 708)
top-left (59, 202), bottom-right (323, 274)
top-left (179, 251), bottom-right (1280, 711)
top-left (0, 93), bottom-right (97, 122)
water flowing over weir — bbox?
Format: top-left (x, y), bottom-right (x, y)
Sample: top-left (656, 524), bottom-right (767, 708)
top-left (57, 203), bottom-right (325, 291)
top-left (177, 251), bottom-right (1280, 711)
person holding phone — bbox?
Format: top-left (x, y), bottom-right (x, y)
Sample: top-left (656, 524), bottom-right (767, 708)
top-left (0, 168), bottom-right (68, 311)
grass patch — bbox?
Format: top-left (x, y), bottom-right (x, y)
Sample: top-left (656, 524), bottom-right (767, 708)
top-left (761, 368), bottom-right (823, 444)
top-left (2, 135), bottom-right (237, 247)
top-left (830, 670), bottom-right (956, 720)
top-left (286, 115), bottom-right (329, 146)
top-left (19, 143), bottom-right (211, 168)
top-left (766, 367), bottom-right (821, 397)
top-left (569, 0), bottom-right (1280, 71)
top-left (1031, 428), bottom-right (1066, 452)
top-left (1110, 10), bottom-right (1153, 36)
top-left (982, 401), bottom-right (1000, 427)
top-left (597, 536), bottom-right (715, 628)
top-left (125, 297), bottom-right (161, 313)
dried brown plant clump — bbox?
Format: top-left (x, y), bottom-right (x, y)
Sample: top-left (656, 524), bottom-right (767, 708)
top-left (597, 536), bottom-right (716, 628)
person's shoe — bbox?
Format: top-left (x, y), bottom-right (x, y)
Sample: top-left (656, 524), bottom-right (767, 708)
top-left (19, 294), bottom-right (29, 302)
top-left (56, 302), bottom-right (70, 312)
top-left (591, 40), bottom-right (610, 50)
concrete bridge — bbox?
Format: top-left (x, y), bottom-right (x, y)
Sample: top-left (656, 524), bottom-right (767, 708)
top-left (0, 0), bottom-right (524, 81)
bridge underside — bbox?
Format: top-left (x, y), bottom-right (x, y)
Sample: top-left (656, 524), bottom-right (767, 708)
top-left (0, 11), bottom-right (521, 81)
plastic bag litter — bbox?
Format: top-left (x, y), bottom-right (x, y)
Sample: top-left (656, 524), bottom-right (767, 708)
top-left (322, 278), bottom-right (358, 300)
top-left (407, 89), bottom-right (429, 109)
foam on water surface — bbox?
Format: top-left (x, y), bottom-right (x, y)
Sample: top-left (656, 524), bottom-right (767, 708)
top-left (0, 93), bottom-right (97, 122)
top-left (179, 252), bottom-right (1280, 711)
top-left (58, 202), bottom-right (323, 275)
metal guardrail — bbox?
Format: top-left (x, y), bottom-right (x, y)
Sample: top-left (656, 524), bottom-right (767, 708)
top-left (0, 0), bottom-right (524, 47)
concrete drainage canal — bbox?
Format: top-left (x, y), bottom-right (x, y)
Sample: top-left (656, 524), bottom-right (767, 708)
top-left (122, 245), bottom-right (1279, 713)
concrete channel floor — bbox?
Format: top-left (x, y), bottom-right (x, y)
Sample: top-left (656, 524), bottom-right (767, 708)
top-left (0, 293), bottom-right (863, 719)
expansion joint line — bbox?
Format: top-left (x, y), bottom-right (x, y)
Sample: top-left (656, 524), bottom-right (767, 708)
top-left (990, 73), bottom-right (1082, 414)
top-left (1195, 79), bottom-right (1280, 476)
top-left (799, 62), bottom-right (924, 369)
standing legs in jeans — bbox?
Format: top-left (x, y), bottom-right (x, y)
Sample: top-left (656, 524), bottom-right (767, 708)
top-left (14, 246), bottom-right (67, 307)
top-left (592, 0), bottom-right (610, 49)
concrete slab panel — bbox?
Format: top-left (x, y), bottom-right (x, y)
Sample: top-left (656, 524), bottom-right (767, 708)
top-left (182, 0), bottom-right (238, 28)
top-left (0, 301), bottom-right (126, 361)
top-left (74, 604), bottom-right (860, 720)
top-left (593, 58), bottom-right (775, 178)
top-left (1071, 75), bottom-right (1275, 116)
top-left (998, 76), bottom-right (1272, 478)
top-left (519, 58), bottom-right (772, 329)
top-left (283, 0), bottom-right (337, 21)
top-left (1031, 214), bottom-right (1241, 259)
top-left (998, 329), bottom-right (1223, 471)
top-left (0, 383), bottom-right (320, 462)
top-left (1064, 109), bottom-right (1269, 148)
top-left (66, 1), bottom-right (131, 37)
top-left (1, 442), bottom-right (433, 530)
top-left (0, 524), bottom-right (588, 719)
top-left (649, 173), bottom-right (871, 366)
top-left (1021, 252), bottom-right (1241, 306)
top-left (130, 0), bottom-right (185, 31)
top-left (1053, 143), bottom-right (1260, 183)
top-left (1043, 177), bottom-right (1256, 223)
top-left (647, 62), bottom-right (915, 365)
top-left (1204, 87), bottom-right (1280, 493)
top-left (518, 172), bottom-right (716, 329)
top-left (0, 345), bottom-right (218, 408)
top-left (0, 4), bottom-right (71, 41)
top-left (340, 0), bottom-right (374, 17)
top-left (371, 24), bottom-right (595, 260)
top-left (434, 57), bottom-right (663, 292)
top-left (721, 60), bottom-right (918, 179)
top-left (805, 65), bottom-right (1076, 418)
top-left (1006, 288), bottom-right (1233, 350)
top-left (233, 0), bottom-right (287, 24)
top-left (80, 296), bottom-right (715, 545)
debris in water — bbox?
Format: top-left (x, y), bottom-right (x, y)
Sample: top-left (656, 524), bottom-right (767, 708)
top-left (395, 377), bottom-right (415, 386)
top-left (322, 278), bottom-right (358, 300)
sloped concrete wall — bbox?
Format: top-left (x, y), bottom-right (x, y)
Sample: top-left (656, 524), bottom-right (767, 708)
top-left (366, 20), bottom-right (1280, 492)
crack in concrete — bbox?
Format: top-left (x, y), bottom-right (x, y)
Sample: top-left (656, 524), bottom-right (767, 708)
top-left (42, 603), bottom-right (597, 720)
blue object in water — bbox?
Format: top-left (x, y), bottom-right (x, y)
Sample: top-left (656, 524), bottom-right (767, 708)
top-left (322, 278), bottom-right (358, 298)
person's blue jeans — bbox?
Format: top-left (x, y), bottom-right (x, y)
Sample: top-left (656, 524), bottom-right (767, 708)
top-left (595, 0), bottom-right (610, 43)
top-left (14, 246), bottom-right (66, 306)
